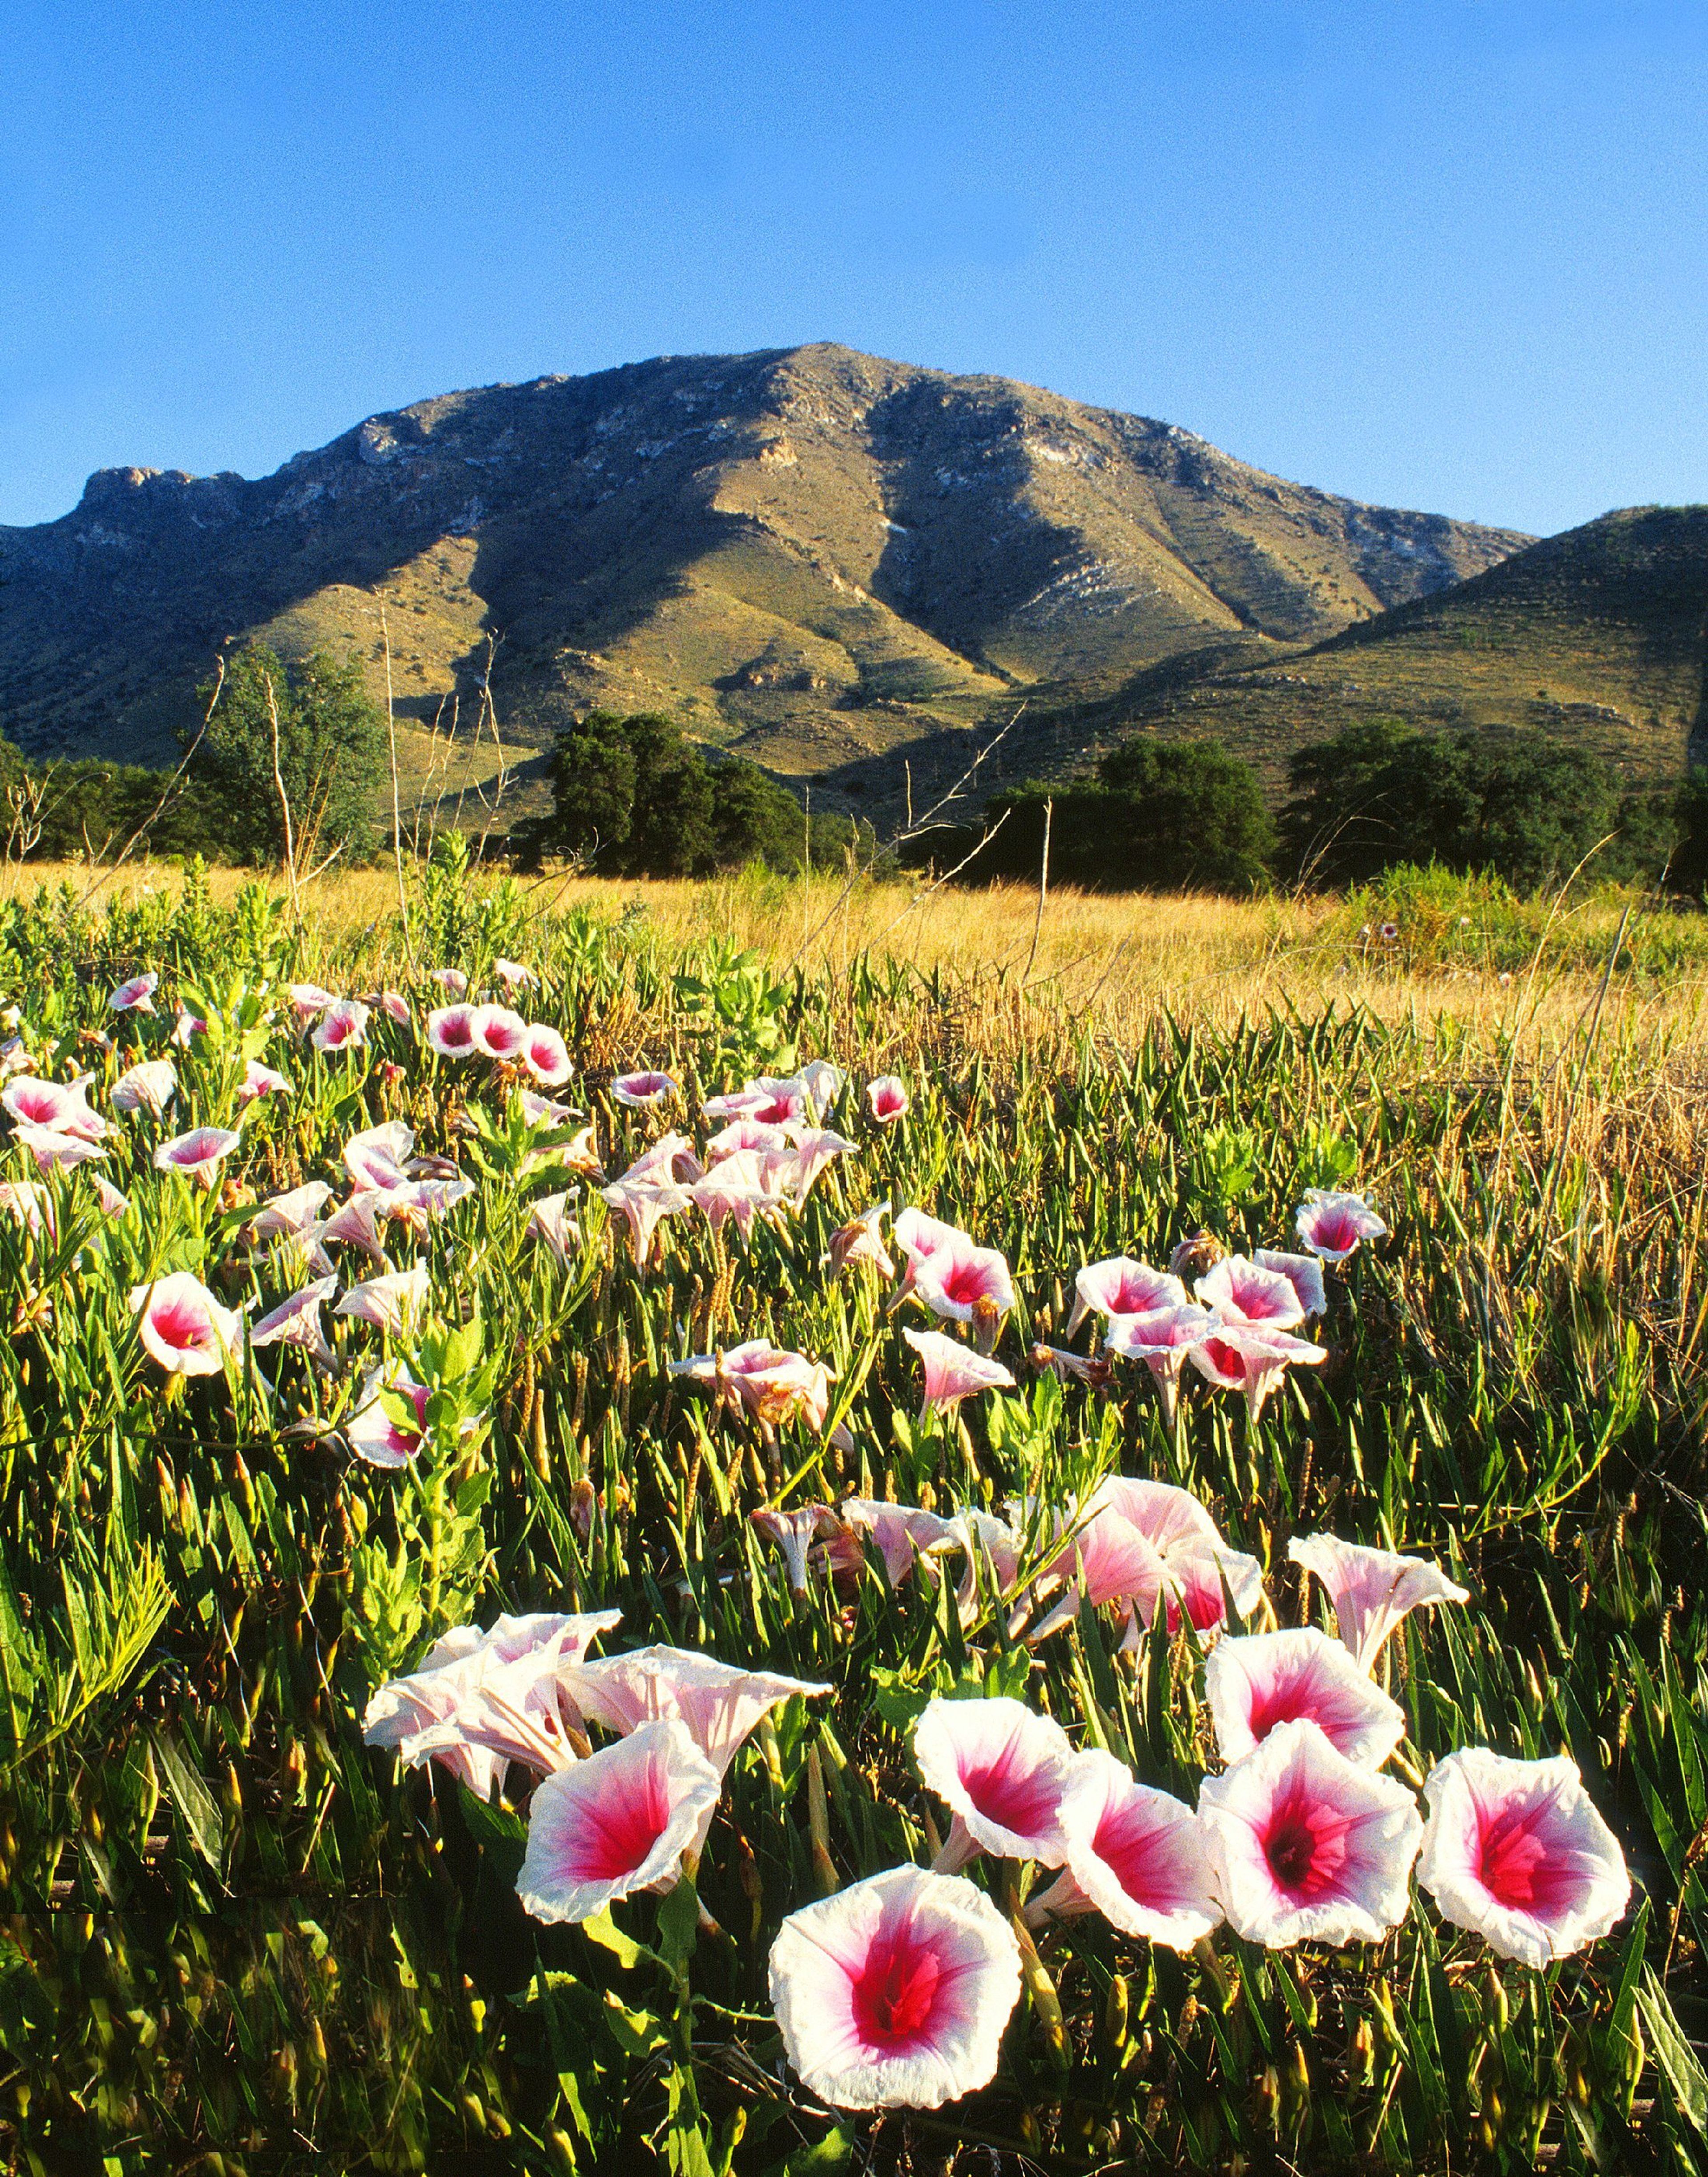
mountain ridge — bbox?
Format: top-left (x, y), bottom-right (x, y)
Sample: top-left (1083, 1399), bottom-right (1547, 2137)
top-left (0, 343), bottom-right (1530, 808)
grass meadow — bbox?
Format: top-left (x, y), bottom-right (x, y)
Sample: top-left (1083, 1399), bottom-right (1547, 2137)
top-left (0, 850), bottom-right (1706, 2174)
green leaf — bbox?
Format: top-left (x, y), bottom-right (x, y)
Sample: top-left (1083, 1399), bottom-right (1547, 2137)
top-left (773, 2130), bottom-right (853, 2176)
top-left (1639, 1969), bottom-right (1708, 2136)
top-left (600, 1991), bottom-right (668, 2060)
top-left (657, 1872), bottom-right (701, 1972)
top-left (581, 1906), bottom-right (654, 1971)
top-left (150, 1729), bottom-right (226, 1876)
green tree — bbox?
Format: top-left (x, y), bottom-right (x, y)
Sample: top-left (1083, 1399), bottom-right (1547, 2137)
top-left (1280, 719), bottom-right (1664, 889)
top-left (1666, 766), bottom-right (1708, 899)
top-left (534, 710), bottom-right (866, 877)
top-left (1093, 735), bottom-right (1276, 890)
top-left (939, 736), bottom-right (1274, 894)
top-left (543, 711), bottom-right (640, 869)
top-left (190, 645), bottom-right (385, 868)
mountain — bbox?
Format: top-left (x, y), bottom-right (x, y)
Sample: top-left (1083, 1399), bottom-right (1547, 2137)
top-left (0, 344), bottom-right (1527, 814)
top-left (928, 502), bottom-right (1706, 814)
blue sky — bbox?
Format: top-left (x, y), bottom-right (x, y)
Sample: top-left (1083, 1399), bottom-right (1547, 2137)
top-left (3, 0), bottom-right (1704, 534)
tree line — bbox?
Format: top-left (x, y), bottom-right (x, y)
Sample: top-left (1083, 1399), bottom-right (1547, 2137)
top-left (3, 643), bottom-right (1706, 898)
top-left (910, 720), bottom-right (1708, 897)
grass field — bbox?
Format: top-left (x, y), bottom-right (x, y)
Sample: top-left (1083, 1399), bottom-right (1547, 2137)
top-left (1, 855), bottom-right (1707, 2173)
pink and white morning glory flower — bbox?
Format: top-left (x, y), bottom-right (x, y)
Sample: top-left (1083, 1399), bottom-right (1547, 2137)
top-left (751, 1503), bottom-right (839, 1593)
top-left (1196, 1718), bottom-right (1422, 1949)
top-left (429, 967), bottom-right (469, 997)
top-left (129, 1270), bottom-right (241, 1377)
top-left (1204, 1629), bottom-right (1407, 1770)
top-left (471, 1004), bottom-right (529, 1062)
top-left (528, 1191), bottom-right (580, 1264)
top-left (1253, 1246), bottom-right (1328, 1321)
top-left (237, 1059), bottom-right (292, 1106)
top-left (311, 999), bottom-right (369, 1054)
top-left (1064, 1256), bottom-right (1187, 1339)
top-left (522, 1023), bottom-right (572, 1086)
top-left (837, 1498), bottom-right (957, 1588)
top-left (1072, 1475), bottom-right (1265, 1640)
top-left (516, 1720), bottom-right (723, 1924)
top-left (343, 1119), bottom-right (415, 1191)
top-left (823, 1203), bottom-right (895, 1279)
top-left (1288, 1532), bottom-right (1470, 1672)
top-left (153, 1126), bottom-right (242, 1189)
top-left (903, 1328), bottom-right (1015, 1415)
top-left (287, 981), bottom-right (337, 1026)
top-left (345, 1361), bottom-right (430, 1467)
top-left (610, 1070), bottom-right (677, 1108)
top-left (249, 1182), bottom-right (334, 1240)
top-left (913, 1695), bottom-right (1080, 1870)
top-left (688, 1152), bottom-right (790, 1244)
top-left (336, 1264), bottom-right (430, 1334)
top-left (492, 958), bottom-right (537, 991)
top-left (892, 1208), bottom-right (975, 1298)
top-left (248, 1276), bottom-right (339, 1366)
top-left (363, 1609), bottom-right (621, 1798)
top-left (779, 1124), bottom-right (858, 1205)
top-left (1189, 1317), bottom-right (1327, 1422)
top-left (109, 972), bottom-right (158, 1014)
top-left (1104, 1303), bottom-right (1218, 1426)
top-left (1295, 1189), bottom-right (1389, 1264)
top-left (910, 1237), bottom-right (1016, 1353)
top-left (426, 1003), bottom-right (480, 1058)
top-left (600, 1176), bottom-right (690, 1264)
top-left (1417, 1747), bottom-right (1630, 1967)
top-left (1196, 1253), bottom-right (1307, 1330)
top-left (2, 1075), bottom-right (106, 1141)
top-left (110, 1058), bottom-right (178, 1118)
top-left (1028, 1749), bottom-right (1221, 1950)
top-left (866, 1074), bottom-right (909, 1124)
top-left (769, 1865), bottom-right (1022, 2111)
top-left (12, 1122), bottom-right (106, 1174)
top-left (670, 1340), bottom-right (836, 1438)
top-left (705, 1117), bottom-right (791, 1162)
top-left (798, 1059), bottom-right (846, 1113)
top-left (555, 1645), bottom-right (832, 1778)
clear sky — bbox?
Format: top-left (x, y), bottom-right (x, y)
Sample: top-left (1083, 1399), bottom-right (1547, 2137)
top-left (3, 0), bottom-right (1705, 536)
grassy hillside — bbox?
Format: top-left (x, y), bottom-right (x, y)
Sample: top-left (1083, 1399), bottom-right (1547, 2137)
top-left (982, 504), bottom-right (1708, 802)
top-left (0, 345), bottom-right (1523, 799)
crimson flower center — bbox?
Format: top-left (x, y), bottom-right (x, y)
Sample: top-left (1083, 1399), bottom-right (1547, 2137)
top-left (851, 1929), bottom-right (943, 2046)
top-left (153, 1303), bottom-right (209, 1351)
top-left (568, 1771), bottom-right (670, 1882)
top-left (1262, 1784), bottom-right (1352, 1899)
top-left (1245, 1666), bottom-right (1315, 1744)
top-left (1477, 1800), bottom-right (1586, 1913)
top-left (936, 1261), bottom-right (997, 1305)
top-left (962, 1751), bottom-right (1060, 1838)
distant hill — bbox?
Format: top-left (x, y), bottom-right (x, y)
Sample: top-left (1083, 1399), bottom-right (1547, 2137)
top-left (0, 344), bottom-right (1527, 816)
top-left (918, 503), bottom-right (1706, 817)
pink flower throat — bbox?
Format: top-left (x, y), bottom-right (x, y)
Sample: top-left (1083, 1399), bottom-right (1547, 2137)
top-left (1261, 1782), bottom-right (1353, 1899)
top-left (568, 1772), bottom-right (670, 1882)
top-left (851, 1927), bottom-right (944, 2047)
top-left (1477, 1798), bottom-right (1589, 1913)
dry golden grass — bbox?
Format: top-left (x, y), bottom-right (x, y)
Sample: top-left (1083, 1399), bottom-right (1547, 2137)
top-left (8, 855), bottom-right (1706, 1071)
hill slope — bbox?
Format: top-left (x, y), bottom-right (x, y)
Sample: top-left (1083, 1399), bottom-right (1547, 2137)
top-left (0, 344), bottom-right (1526, 801)
top-left (928, 504), bottom-right (1708, 813)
